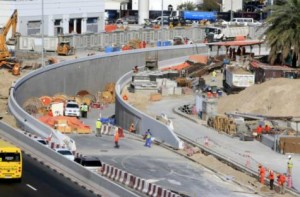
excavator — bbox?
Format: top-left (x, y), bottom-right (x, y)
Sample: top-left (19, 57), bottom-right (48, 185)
top-left (0, 9), bottom-right (21, 75)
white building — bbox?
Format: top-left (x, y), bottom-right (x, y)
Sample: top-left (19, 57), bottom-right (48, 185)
top-left (131, 0), bottom-right (203, 11)
top-left (222, 0), bottom-right (243, 12)
top-left (0, 0), bottom-right (105, 36)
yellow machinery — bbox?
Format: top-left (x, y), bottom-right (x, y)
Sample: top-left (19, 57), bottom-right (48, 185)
top-left (0, 9), bottom-right (21, 75)
top-left (56, 41), bottom-right (75, 56)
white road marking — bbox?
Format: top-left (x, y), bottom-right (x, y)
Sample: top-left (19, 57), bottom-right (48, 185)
top-left (26, 184), bottom-right (37, 191)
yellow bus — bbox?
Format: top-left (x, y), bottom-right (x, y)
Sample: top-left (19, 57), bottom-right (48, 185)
top-left (0, 139), bottom-right (22, 182)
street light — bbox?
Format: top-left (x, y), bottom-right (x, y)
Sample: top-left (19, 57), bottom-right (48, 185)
top-left (41, 0), bottom-right (45, 67)
top-left (161, 0), bottom-right (164, 27)
top-left (230, 0), bottom-right (233, 21)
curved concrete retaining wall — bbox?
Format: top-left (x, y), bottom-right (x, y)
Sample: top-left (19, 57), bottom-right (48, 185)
top-left (8, 44), bottom-right (208, 150)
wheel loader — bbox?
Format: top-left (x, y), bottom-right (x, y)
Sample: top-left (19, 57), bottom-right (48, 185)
top-left (56, 41), bottom-right (75, 56)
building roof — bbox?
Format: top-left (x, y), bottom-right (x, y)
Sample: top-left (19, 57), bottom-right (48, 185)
top-left (206, 40), bottom-right (264, 47)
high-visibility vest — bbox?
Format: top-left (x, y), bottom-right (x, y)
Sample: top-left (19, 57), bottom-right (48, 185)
top-left (288, 160), bottom-right (293, 169)
top-left (269, 170), bottom-right (274, 180)
top-left (114, 133), bottom-right (119, 142)
top-left (81, 104), bottom-right (88, 112)
top-left (96, 120), bottom-right (102, 129)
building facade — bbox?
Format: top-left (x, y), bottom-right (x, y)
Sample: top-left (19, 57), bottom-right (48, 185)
top-left (0, 0), bottom-right (105, 36)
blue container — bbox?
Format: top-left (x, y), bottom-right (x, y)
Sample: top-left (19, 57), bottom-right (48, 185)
top-left (167, 41), bottom-right (172, 46)
top-left (156, 41), bottom-right (161, 47)
top-left (113, 47), bottom-right (120, 52)
top-left (105, 46), bottom-right (113, 53)
top-left (162, 41), bottom-right (168, 46)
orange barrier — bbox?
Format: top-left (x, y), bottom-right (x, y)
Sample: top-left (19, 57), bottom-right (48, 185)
top-left (105, 24), bottom-right (117, 32)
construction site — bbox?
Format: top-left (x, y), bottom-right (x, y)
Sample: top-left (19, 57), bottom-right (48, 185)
top-left (0, 6), bottom-right (300, 197)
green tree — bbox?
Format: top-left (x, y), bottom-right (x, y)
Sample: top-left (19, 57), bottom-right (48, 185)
top-left (197, 0), bottom-right (221, 11)
top-left (177, 1), bottom-right (197, 11)
top-left (264, 0), bottom-right (300, 65)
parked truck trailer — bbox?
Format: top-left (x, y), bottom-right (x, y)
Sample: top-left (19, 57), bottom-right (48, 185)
top-left (205, 26), bottom-right (249, 42)
top-left (223, 66), bottom-right (255, 94)
top-left (179, 11), bottom-right (217, 22)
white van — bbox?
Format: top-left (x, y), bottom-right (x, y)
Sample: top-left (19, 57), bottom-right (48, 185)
top-left (229, 18), bottom-right (262, 26)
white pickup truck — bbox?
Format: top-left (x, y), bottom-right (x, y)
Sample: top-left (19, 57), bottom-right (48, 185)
top-left (205, 26), bottom-right (249, 42)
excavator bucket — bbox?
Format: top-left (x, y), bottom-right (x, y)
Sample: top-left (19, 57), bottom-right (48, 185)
top-left (6, 38), bottom-right (17, 45)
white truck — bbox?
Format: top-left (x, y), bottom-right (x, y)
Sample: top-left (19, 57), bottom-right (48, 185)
top-left (205, 26), bottom-right (249, 42)
top-left (223, 66), bottom-right (255, 94)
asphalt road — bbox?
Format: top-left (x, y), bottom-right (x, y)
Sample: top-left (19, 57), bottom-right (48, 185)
top-left (73, 107), bottom-right (259, 197)
top-left (0, 153), bottom-right (96, 197)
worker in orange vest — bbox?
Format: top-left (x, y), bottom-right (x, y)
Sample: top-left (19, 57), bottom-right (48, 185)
top-left (114, 130), bottom-right (119, 148)
top-left (129, 123), bottom-right (136, 133)
top-left (256, 125), bottom-right (263, 141)
top-left (268, 169), bottom-right (274, 190)
top-left (277, 173), bottom-right (286, 194)
top-left (258, 164), bottom-right (265, 185)
top-left (264, 124), bottom-right (271, 133)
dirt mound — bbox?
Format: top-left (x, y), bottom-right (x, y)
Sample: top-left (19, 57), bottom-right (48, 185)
top-left (218, 78), bottom-right (300, 116)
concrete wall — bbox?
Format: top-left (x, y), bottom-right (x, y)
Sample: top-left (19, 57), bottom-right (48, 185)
top-left (9, 44), bottom-right (208, 149)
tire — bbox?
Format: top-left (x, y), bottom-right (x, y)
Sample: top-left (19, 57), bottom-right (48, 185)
top-left (15, 178), bottom-right (22, 183)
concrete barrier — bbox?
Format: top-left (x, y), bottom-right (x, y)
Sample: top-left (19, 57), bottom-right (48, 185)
top-left (0, 121), bottom-right (139, 197)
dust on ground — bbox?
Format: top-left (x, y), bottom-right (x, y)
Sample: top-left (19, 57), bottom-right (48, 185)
top-left (218, 78), bottom-right (300, 116)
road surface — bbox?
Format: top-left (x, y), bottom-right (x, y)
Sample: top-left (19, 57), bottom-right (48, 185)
top-left (0, 153), bottom-right (96, 197)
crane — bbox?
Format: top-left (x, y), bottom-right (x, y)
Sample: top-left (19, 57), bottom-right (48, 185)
top-left (0, 9), bottom-right (21, 75)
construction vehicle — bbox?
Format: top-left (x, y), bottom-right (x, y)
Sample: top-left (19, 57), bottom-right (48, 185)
top-left (223, 65), bottom-right (255, 94)
top-left (56, 41), bottom-right (75, 56)
top-left (0, 9), bottom-right (21, 75)
top-left (204, 26), bottom-right (249, 42)
top-left (172, 36), bottom-right (193, 45)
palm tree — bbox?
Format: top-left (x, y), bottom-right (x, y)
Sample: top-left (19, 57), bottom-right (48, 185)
top-left (264, 0), bottom-right (300, 66)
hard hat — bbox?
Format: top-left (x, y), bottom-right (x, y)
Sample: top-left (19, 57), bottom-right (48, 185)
top-left (288, 155), bottom-right (292, 159)
top-left (98, 118), bottom-right (101, 121)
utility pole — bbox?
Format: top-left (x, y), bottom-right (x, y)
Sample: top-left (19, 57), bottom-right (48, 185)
top-left (230, 0), bottom-right (233, 21)
top-left (161, 0), bottom-right (164, 27)
top-left (41, 0), bottom-right (45, 67)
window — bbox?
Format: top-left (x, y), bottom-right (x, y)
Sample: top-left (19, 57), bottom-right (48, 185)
top-left (27, 21), bottom-right (41, 35)
top-left (87, 17), bottom-right (98, 33)
top-left (0, 153), bottom-right (20, 162)
top-left (54, 19), bottom-right (62, 26)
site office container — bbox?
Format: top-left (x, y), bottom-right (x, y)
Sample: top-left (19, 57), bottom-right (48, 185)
top-left (0, 139), bottom-right (23, 182)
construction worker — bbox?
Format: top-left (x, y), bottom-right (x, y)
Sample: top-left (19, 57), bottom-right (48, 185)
top-left (287, 155), bottom-right (293, 176)
top-left (144, 129), bottom-right (152, 148)
top-left (114, 130), bottom-right (119, 148)
top-left (80, 102), bottom-right (88, 118)
top-left (96, 119), bottom-right (102, 137)
top-left (264, 124), bottom-right (271, 133)
top-left (256, 125), bottom-right (263, 141)
top-left (129, 123), bottom-right (136, 133)
top-left (268, 169), bottom-right (274, 190)
top-left (258, 164), bottom-right (265, 185)
top-left (211, 70), bottom-right (217, 82)
top-left (132, 65), bottom-right (139, 73)
top-left (277, 173), bottom-right (286, 194)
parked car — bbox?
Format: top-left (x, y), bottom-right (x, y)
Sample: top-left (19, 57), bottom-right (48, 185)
top-left (33, 137), bottom-right (49, 147)
top-left (123, 16), bottom-right (138, 24)
top-left (228, 18), bottom-right (262, 26)
top-left (55, 148), bottom-right (75, 161)
top-left (74, 156), bottom-right (102, 172)
top-left (64, 100), bottom-right (80, 118)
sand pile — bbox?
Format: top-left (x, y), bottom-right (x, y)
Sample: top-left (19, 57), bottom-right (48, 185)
top-left (218, 78), bottom-right (300, 116)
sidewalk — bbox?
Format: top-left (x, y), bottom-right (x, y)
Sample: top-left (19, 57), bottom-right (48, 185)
top-left (145, 95), bottom-right (300, 194)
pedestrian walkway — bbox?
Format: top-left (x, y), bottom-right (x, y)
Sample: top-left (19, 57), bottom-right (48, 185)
top-left (145, 96), bottom-right (300, 194)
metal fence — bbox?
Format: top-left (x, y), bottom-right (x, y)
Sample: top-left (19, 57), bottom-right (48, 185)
top-left (18, 26), bottom-right (266, 52)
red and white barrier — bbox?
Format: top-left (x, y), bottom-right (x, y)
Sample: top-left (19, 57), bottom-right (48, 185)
top-left (99, 162), bottom-right (181, 197)
top-left (101, 124), bottom-right (115, 135)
